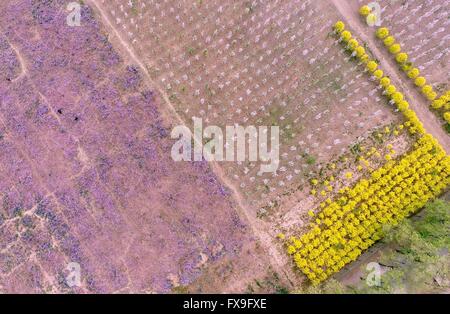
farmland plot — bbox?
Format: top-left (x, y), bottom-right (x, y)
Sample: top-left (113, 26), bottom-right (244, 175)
top-left (97, 0), bottom-right (407, 216)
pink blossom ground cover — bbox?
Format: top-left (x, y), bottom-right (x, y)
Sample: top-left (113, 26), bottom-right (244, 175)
top-left (0, 0), bottom-right (255, 293)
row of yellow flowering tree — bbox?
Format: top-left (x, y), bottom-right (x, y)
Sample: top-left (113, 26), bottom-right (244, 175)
top-left (359, 6), bottom-right (450, 127)
top-left (333, 21), bottom-right (425, 135)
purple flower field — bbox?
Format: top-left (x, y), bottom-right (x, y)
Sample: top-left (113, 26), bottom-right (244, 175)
top-left (0, 0), bottom-right (269, 293)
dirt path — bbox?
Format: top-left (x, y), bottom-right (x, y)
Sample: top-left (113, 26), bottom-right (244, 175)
top-left (330, 0), bottom-right (450, 153)
top-left (85, 0), bottom-right (294, 289)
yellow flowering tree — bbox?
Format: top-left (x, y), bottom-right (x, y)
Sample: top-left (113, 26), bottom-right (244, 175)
top-left (415, 76), bottom-right (427, 87)
top-left (334, 21), bottom-right (345, 34)
top-left (376, 27), bottom-right (389, 39)
top-left (359, 5), bottom-right (371, 17)
top-left (395, 52), bottom-right (408, 64)
top-left (389, 43), bottom-right (401, 54)
top-left (407, 68), bottom-right (420, 79)
top-left (383, 36), bottom-right (395, 47)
